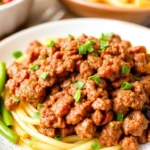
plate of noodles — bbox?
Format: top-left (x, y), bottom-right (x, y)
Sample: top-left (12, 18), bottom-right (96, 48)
top-left (0, 18), bottom-right (150, 150)
top-left (59, 0), bottom-right (150, 24)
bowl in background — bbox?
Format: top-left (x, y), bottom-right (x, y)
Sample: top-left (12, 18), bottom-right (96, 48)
top-left (59, 0), bottom-right (150, 25)
top-left (0, 0), bottom-right (32, 38)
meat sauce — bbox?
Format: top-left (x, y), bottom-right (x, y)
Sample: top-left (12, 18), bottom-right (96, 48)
top-left (5, 34), bottom-right (150, 150)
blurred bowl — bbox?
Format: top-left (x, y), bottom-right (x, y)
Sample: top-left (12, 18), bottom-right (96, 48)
top-left (0, 0), bottom-right (32, 38)
top-left (59, 0), bottom-right (150, 25)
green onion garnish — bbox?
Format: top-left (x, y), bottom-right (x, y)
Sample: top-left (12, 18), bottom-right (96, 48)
top-left (91, 140), bottom-right (101, 150)
top-left (74, 89), bottom-right (81, 102)
top-left (117, 113), bottom-right (124, 121)
top-left (121, 65), bottom-right (130, 74)
top-left (29, 64), bottom-right (39, 71)
top-left (33, 112), bottom-right (40, 119)
top-left (68, 34), bottom-right (74, 38)
top-left (74, 81), bottom-right (84, 89)
top-left (91, 52), bottom-right (99, 57)
top-left (12, 97), bottom-right (20, 102)
top-left (121, 82), bottom-right (133, 90)
top-left (133, 75), bottom-right (140, 81)
top-left (37, 103), bottom-right (44, 109)
top-left (47, 40), bottom-right (55, 48)
top-left (79, 45), bottom-right (87, 54)
top-left (40, 72), bottom-right (49, 80)
top-left (12, 51), bottom-right (23, 59)
top-left (89, 75), bottom-right (101, 84)
top-left (54, 135), bottom-right (62, 141)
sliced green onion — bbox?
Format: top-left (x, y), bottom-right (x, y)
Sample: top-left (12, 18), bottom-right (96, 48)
top-left (54, 135), bottom-right (62, 141)
top-left (12, 97), bottom-right (20, 102)
top-left (29, 64), bottom-right (39, 71)
top-left (37, 103), bottom-right (44, 109)
top-left (89, 75), bottom-right (101, 84)
top-left (0, 62), bottom-right (6, 95)
top-left (121, 65), bottom-right (130, 74)
top-left (12, 51), bottom-right (23, 59)
top-left (33, 112), bottom-right (40, 119)
top-left (74, 81), bottom-right (84, 89)
top-left (109, 122), bottom-right (115, 128)
top-left (91, 140), bottom-right (101, 150)
top-left (133, 75), bottom-right (140, 81)
top-left (117, 113), bottom-right (124, 121)
top-left (47, 40), bottom-right (55, 48)
top-left (100, 32), bottom-right (114, 40)
top-left (40, 72), bottom-right (49, 80)
top-left (74, 89), bottom-right (81, 102)
top-left (121, 82), bottom-right (133, 90)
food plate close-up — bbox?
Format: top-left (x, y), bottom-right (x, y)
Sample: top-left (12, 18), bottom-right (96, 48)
top-left (0, 18), bottom-right (150, 150)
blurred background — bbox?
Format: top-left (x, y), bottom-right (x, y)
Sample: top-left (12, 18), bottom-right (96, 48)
top-left (0, 0), bottom-right (150, 39)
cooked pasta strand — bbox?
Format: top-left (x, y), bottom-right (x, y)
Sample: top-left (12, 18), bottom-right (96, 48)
top-left (99, 145), bottom-right (122, 150)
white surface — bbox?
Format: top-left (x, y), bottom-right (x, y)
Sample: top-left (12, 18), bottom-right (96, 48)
top-left (0, 0), bottom-right (32, 38)
top-left (0, 18), bottom-right (150, 149)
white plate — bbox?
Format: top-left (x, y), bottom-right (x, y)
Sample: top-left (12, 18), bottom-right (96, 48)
top-left (0, 18), bottom-right (150, 150)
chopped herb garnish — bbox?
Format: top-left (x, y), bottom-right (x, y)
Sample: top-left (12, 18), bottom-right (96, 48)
top-left (91, 140), bottom-right (101, 150)
top-left (33, 112), bottom-right (40, 119)
top-left (54, 135), bottom-right (62, 141)
top-left (100, 39), bottom-right (109, 50)
top-left (91, 52), bottom-right (99, 57)
top-left (38, 103), bottom-right (44, 109)
top-left (121, 65), bottom-right (130, 74)
top-left (74, 89), bottom-right (81, 102)
top-left (68, 34), bottom-right (74, 38)
top-left (133, 75), bottom-right (140, 81)
top-left (40, 72), bottom-right (49, 80)
top-left (12, 51), bottom-right (23, 59)
top-left (12, 97), bottom-right (20, 102)
top-left (74, 81), bottom-right (84, 89)
top-left (89, 75), bottom-right (101, 84)
top-left (78, 40), bottom-right (95, 55)
top-left (100, 32), bottom-right (114, 40)
top-left (47, 40), bottom-right (55, 48)
top-left (29, 64), bottom-right (39, 71)
top-left (117, 113), bottom-right (124, 121)
top-left (121, 82), bottom-right (133, 90)
top-left (109, 122), bottom-right (115, 128)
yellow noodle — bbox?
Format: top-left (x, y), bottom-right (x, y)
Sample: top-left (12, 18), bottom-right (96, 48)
top-left (99, 145), bottom-right (122, 150)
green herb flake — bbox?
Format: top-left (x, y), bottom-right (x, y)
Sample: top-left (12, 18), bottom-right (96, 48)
top-left (121, 65), bottom-right (130, 74)
top-left (47, 40), bottom-right (55, 48)
top-left (89, 75), bottom-right (101, 84)
top-left (79, 45), bottom-right (87, 54)
top-left (29, 64), bottom-right (39, 71)
top-left (109, 122), bottom-right (115, 128)
top-left (74, 81), bottom-right (84, 89)
top-left (54, 135), bottom-right (62, 141)
top-left (40, 72), bottom-right (49, 80)
top-left (121, 82), bottom-right (133, 90)
top-left (91, 140), bottom-right (101, 150)
top-left (38, 103), bottom-right (44, 109)
top-left (33, 112), bottom-right (40, 119)
top-left (100, 32), bottom-right (114, 40)
top-left (74, 89), bottom-right (81, 102)
top-left (100, 39), bottom-right (109, 50)
top-left (12, 97), bottom-right (20, 102)
top-left (68, 34), bottom-right (74, 38)
top-left (133, 75), bottom-right (141, 81)
top-left (12, 51), bottom-right (23, 59)
top-left (91, 52), bottom-right (99, 57)
top-left (117, 113), bottom-right (124, 121)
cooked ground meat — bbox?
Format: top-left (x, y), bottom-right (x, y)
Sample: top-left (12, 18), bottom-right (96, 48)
top-left (123, 111), bottom-right (149, 136)
top-left (99, 121), bottom-right (123, 146)
top-left (75, 118), bottom-right (96, 139)
top-left (5, 33), bottom-right (150, 149)
top-left (121, 136), bottom-right (138, 150)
